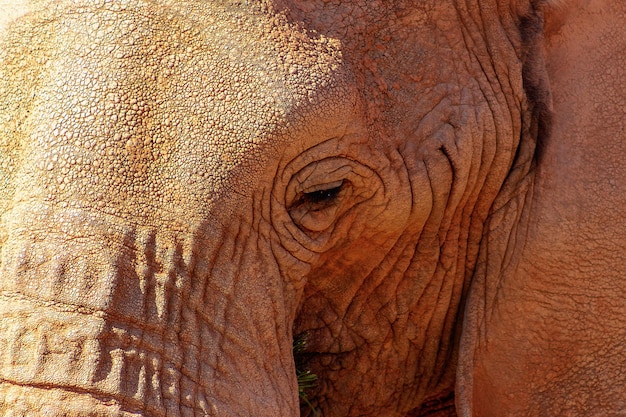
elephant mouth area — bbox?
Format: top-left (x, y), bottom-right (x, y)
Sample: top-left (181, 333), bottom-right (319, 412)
top-left (293, 341), bottom-right (358, 401)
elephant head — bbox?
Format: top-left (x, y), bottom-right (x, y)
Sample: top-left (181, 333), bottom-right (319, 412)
top-left (0, 0), bottom-right (623, 416)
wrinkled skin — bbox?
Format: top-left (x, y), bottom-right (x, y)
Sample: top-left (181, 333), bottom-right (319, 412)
top-left (0, 0), bottom-right (623, 416)
top-left (458, 0), bottom-right (626, 415)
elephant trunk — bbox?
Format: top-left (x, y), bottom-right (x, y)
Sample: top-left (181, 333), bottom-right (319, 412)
top-left (0, 204), bottom-right (298, 416)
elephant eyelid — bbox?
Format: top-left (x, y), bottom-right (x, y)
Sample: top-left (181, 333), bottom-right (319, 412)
top-left (302, 180), bottom-right (344, 204)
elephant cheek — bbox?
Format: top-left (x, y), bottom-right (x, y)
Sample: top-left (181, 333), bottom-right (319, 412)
top-left (0, 205), bottom-right (298, 416)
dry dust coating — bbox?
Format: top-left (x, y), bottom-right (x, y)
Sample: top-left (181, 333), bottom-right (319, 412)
top-left (0, 0), bottom-right (624, 416)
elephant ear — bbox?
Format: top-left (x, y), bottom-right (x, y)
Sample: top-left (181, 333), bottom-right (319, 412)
top-left (457, 0), bottom-right (626, 416)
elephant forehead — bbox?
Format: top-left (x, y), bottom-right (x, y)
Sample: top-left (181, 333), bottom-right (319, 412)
top-left (7, 1), bottom-right (355, 226)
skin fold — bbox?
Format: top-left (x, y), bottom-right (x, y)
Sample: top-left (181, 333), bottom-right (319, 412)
top-left (0, 0), bottom-right (623, 416)
top-left (457, 0), bottom-right (626, 415)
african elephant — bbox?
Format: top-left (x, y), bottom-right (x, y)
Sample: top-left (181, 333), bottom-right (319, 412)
top-left (0, 0), bottom-right (624, 415)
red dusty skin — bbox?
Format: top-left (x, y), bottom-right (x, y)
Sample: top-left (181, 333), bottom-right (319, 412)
top-left (0, 202), bottom-right (299, 416)
top-left (0, 0), bottom-right (526, 414)
top-left (0, 1), bottom-right (329, 415)
top-left (457, 0), bottom-right (626, 416)
top-left (1, 0), bottom-right (623, 416)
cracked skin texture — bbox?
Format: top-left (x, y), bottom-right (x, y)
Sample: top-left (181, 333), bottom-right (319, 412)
top-left (0, 0), bottom-right (623, 416)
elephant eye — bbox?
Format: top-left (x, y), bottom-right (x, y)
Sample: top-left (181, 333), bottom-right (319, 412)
top-left (283, 157), bottom-right (380, 235)
top-left (287, 179), bottom-right (348, 232)
top-left (301, 180), bottom-right (344, 208)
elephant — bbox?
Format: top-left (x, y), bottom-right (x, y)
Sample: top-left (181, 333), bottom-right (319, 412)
top-left (0, 0), bottom-right (624, 415)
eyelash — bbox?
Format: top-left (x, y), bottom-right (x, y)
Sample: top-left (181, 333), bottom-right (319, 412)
top-left (302, 182), bottom-right (344, 204)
